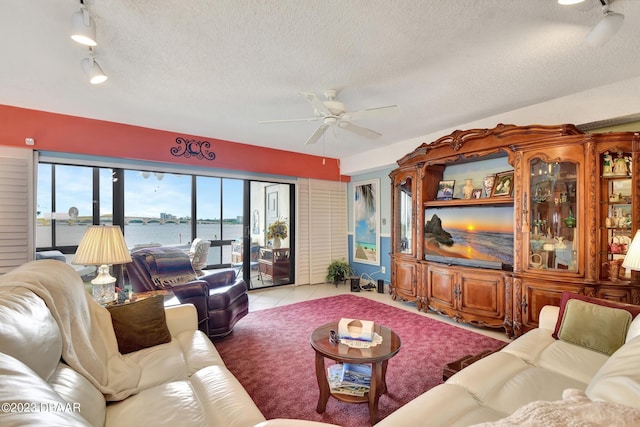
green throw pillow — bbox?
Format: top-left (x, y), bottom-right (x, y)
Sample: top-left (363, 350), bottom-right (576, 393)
top-left (107, 294), bottom-right (172, 354)
top-left (558, 299), bottom-right (631, 356)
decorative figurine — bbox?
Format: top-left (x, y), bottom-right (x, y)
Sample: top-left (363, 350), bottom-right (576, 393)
top-left (613, 152), bottom-right (629, 176)
top-left (602, 151), bottom-right (613, 176)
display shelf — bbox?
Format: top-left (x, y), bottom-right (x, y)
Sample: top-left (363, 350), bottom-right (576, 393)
top-left (424, 197), bottom-right (513, 208)
top-left (598, 150), bottom-right (633, 282)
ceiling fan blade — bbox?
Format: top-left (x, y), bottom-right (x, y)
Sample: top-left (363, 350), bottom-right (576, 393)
top-left (300, 92), bottom-right (331, 116)
top-left (340, 122), bottom-right (382, 139)
top-left (346, 105), bottom-right (400, 122)
top-left (259, 117), bottom-right (320, 124)
top-left (305, 123), bottom-right (330, 145)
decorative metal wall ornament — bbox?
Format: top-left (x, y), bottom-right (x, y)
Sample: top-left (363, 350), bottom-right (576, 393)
top-left (170, 137), bottom-right (216, 161)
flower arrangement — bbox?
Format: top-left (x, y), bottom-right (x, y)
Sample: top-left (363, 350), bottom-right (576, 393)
top-left (266, 219), bottom-right (288, 240)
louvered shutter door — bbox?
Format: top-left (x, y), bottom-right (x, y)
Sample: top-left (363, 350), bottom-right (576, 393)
top-left (297, 178), bottom-right (347, 285)
top-left (296, 178), bottom-right (311, 284)
top-left (0, 147), bottom-right (34, 274)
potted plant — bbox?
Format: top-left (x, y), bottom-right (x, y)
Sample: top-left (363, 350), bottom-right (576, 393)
top-left (326, 258), bottom-right (353, 285)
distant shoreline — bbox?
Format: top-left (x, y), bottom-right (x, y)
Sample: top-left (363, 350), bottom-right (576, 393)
top-left (424, 235), bottom-right (501, 262)
top-left (424, 235), bottom-right (470, 259)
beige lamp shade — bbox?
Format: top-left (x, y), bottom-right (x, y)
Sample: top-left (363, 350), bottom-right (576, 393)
top-left (72, 225), bottom-right (131, 305)
top-left (72, 225), bottom-right (132, 266)
top-left (622, 230), bottom-right (640, 272)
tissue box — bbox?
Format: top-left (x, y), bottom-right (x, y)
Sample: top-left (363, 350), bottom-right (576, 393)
top-left (338, 318), bottom-right (374, 342)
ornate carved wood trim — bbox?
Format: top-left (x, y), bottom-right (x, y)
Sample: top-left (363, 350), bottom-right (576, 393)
top-left (396, 124), bottom-right (582, 167)
top-left (586, 142), bottom-right (598, 282)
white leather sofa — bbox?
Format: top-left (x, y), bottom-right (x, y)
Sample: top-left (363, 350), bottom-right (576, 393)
top-left (376, 299), bottom-right (640, 426)
top-left (0, 260), bottom-right (335, 427)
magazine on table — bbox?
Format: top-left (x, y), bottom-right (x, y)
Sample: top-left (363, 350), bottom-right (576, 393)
top-left (327, 363), bottom-right (372, 396)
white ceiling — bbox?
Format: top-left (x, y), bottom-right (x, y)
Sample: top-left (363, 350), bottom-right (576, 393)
top-left (2, 0), bottom-right (640, 175)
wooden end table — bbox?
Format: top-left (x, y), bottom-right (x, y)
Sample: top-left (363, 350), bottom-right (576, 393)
top-left (310, 322), bottom-right (401, 425)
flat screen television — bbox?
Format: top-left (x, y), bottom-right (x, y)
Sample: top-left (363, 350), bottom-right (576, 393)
top-left (424, 206), bottom-right (514, 271)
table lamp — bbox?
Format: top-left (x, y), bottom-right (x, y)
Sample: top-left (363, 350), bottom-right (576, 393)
top-left (72, 225), bottom-right (132, 304)
top-left (622, 230), bottom-right (640, 285)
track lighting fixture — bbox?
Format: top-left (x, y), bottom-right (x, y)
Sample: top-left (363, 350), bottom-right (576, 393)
top-left (586, 2), bottom-right (624, 47)
top-left (81, 54), bottom-right (107, 84)
top-left (71, 2), bottom-right (97, 47)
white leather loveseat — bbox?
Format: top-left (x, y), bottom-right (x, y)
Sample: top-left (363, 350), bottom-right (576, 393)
top-left (376, 293), bottom-right (640, 426)
top-left (0, 260), bottom-right (334, 427)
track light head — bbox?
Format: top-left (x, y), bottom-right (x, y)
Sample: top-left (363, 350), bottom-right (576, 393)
top-left (71, 7), bottom-right (97, 46)
top-left (81, 56), bottom-right (107, 84)
top-left (586, 4), bottom-right (624, 47)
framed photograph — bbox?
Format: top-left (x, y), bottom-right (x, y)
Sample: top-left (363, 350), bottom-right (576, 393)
top-left (471, 189), bottom-right (482, 199)
top-left (353, 179), bottom-right (380, 266)
top-left (267, 189), bottom-right (278, 218)
top-left (436, 180), bottom-right (455, 200)
top-left (491, 171), bottom-right (514, 197)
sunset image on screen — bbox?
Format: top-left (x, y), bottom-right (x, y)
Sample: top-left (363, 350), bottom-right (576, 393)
top-left (424, 206), bottom-right (514, 266)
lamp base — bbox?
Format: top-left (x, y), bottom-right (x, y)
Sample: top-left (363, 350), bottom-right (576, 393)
top-left (91, 264), bottom-right (116, 305)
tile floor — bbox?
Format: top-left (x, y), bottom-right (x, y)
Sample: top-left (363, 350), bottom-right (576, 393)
top-left (247, 282), bottom-right (511, 343)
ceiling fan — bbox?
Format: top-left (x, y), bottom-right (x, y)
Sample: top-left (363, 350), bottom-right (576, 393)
top-left (259, 90), bottom-right (400, 145)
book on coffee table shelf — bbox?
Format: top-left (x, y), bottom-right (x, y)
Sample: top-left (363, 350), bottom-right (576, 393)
top-left (327, 363), bottom-right (372, 396)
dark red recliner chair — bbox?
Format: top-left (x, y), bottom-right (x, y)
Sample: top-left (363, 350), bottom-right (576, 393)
top-left (126, 246), bottom-right (248, 339)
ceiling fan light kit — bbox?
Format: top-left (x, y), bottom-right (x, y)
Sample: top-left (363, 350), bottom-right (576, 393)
top-left (260, 89), bottom-right (399, 147)
top-left (558, 0), bottom-right (585, 5)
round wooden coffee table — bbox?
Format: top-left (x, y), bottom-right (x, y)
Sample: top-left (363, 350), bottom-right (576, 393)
top-left (310, 322), bottom-right (401, 425)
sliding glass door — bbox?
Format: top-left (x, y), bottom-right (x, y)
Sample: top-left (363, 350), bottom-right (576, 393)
top-left (239, 180), bottom-right (294, 289)
top-left (36, 161), bottom-right (293, 287)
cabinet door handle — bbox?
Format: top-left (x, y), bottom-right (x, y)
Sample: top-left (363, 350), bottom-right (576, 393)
top-left (521, 296), bottom-right (528, 313)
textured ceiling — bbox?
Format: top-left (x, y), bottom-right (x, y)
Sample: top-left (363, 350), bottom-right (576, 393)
top-left (1, 0), bottom-right (640, 174)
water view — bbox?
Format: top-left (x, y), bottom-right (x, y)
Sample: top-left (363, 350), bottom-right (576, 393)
top-left (37, 223), bottom-right (245, 264)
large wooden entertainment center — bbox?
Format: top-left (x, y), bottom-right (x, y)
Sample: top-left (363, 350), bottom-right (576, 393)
top-left (390, 124), bottom-right (640, 337)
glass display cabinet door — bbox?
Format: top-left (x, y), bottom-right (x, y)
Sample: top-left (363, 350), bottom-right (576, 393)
top-left (529, 159), bottom-right (578, 272)
top-left (601, 150), bottom-right (633, 282)
top-left (397, 176), bottom-right (413, 254)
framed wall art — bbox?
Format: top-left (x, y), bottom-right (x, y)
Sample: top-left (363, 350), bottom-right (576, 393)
top-left (353, 179), bottom-right (380, 265)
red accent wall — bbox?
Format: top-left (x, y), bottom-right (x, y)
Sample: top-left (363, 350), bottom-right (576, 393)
top-left (0, 104), bottom-right (349, 182)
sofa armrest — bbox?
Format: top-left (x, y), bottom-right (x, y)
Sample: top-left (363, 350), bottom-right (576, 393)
top-left (254, 420), bottom-right (341, 427)
top-left (538, 305), bottom-right (560, 331)
top-left (199, 268), bottom-right (238, 289)
top-left (171, 280), bottom-right (209, 298)
top-left (164, 304), bottom-right (198, 337)
top-left (170, 280), bottom-right (211, 335)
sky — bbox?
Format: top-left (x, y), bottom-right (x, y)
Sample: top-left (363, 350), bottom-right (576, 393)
top-left (425, 206), bottom-right (514, 234)
top-left (37, 164), bottom-right (244, 220)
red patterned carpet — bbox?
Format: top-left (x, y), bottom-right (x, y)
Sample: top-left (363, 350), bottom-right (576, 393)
top-left (214, 294), bottom-right (505, 427)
